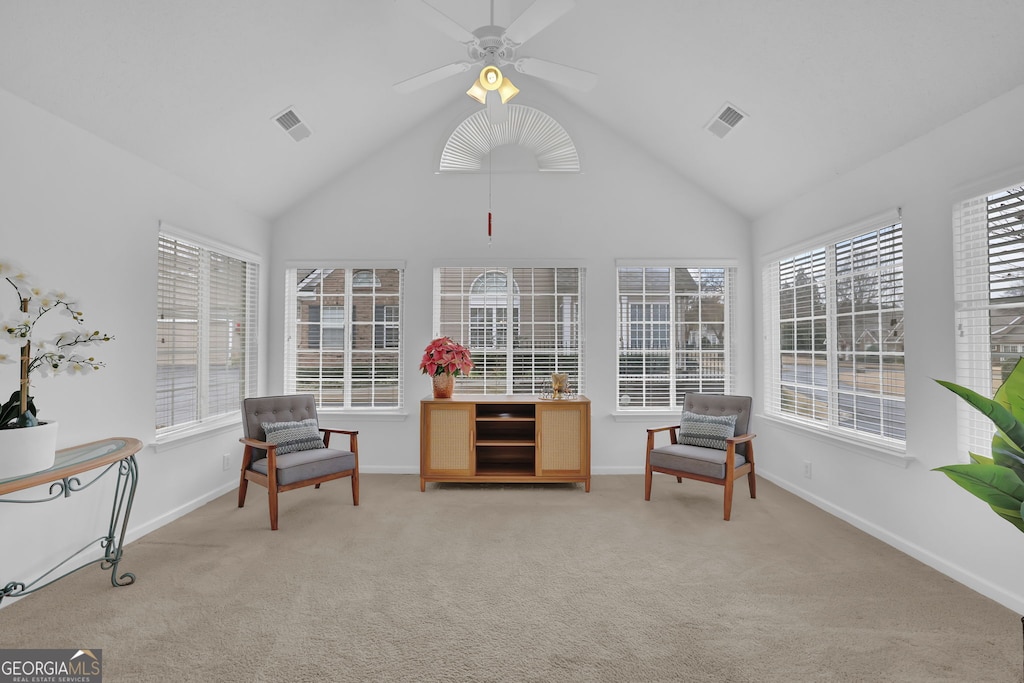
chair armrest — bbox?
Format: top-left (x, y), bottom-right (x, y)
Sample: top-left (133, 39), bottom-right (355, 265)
top-left (646, 424), bottom-right (680, 435)
top-left (319, 427), bottom-right (358, 451)
top-left (646, 424), bottom-right (680, 449)
top-left (239, 436), bottom-right (278, 472)
top-left (726, 432), bottom-right (756, 445)
top-left (239, 436), bottom-right (275, 450)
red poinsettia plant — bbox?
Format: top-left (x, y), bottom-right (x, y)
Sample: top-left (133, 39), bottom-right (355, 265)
top-left (419, 337), bottom-right (473, 377)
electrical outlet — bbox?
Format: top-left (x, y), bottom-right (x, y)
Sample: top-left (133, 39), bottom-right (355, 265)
top-left (803, 460), bottom-right (812, 479)
top-left (222, 454), bottom-right (231, 471)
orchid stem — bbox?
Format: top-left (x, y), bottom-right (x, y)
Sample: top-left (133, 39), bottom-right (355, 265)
top-left (19, 297), bottom-right (29, 418)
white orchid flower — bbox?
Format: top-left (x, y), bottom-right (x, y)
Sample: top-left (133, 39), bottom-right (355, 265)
top-left (53, 330), bottom-right (83, 347)
top-left (31, 288), bottom-right (61, 310)
top-left (65, 355), bottom-right (98, 374)
top-left (3, 266), bottom-right (31, 284)
top-left (4, 269), bottom-right (34, 299)
top-left (1, 318), bottom-right (31, 345)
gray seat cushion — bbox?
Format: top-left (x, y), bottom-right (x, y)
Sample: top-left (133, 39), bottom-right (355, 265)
top-left (650, 443), bottom-right (747, 480)
top-left (250, 447), bottom-right (356, 486)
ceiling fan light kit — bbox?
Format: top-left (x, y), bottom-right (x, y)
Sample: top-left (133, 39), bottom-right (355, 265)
top-left (466, 65), bottom-right (519, 105)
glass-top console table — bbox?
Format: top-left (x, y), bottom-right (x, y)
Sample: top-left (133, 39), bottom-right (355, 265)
top-left (0, 436), bottom-right (142, 605)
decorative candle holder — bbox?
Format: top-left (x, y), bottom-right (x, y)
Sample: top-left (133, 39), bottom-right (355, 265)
top-left (551, 373), bottom-right (569, 399)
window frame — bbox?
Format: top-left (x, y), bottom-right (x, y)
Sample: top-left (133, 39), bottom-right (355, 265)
top-left (155, 223), bottom-right (260, 442)
top-left (284, 263), bottom-right (405, 412)
top-left (762, 212), bottom-right (906, 452)
top-left (615, 262), bottom-right (736, 412)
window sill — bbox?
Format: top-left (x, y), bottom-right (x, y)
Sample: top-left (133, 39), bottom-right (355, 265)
top-left (759, 413), bottom-right (913, 468)
top-left (154, 414), bottom-right (241, 452)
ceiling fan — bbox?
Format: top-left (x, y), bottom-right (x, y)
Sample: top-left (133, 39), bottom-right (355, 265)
top-left (393, 0), bottom-right (598, 104)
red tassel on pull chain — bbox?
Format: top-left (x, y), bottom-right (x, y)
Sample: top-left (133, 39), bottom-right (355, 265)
top-left (488, 211), bottom-right (492, 246)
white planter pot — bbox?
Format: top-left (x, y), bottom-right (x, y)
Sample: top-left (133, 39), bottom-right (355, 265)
top-left (0, 421), bottom-right (58, 481)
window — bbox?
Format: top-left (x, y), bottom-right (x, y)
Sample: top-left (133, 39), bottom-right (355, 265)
top-left (764, 219), bottom-right (905, 445)
top-left (285, 266), bottom-right (403, 409)
top-left (375, 305), bottom-right (400, 350)
top-left (616, 266), bottom-right (735, 410)
top-left (433, 266), bottom-right (584, 394)
top-left (953, 184), bottom-right (1024, 457)
top-left (156, 228), bottom-right (259, 435)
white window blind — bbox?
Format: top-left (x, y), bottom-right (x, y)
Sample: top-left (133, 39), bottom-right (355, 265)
top-left (764, 220), bottom-right (905, 446)
top-left (615, 266), bottom-right (736, 409)
top-left (156, 231), bottom-right (259, 433)
top-left (285, 267), bottom-right (404, 409)
top-left (953, 185), bottom-right (1024, 459)
top-left (433, 266), bottom-right (585, 395)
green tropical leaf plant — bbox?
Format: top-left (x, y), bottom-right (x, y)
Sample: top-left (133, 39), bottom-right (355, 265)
top-left (935, 357), bottom-right (1024, 531)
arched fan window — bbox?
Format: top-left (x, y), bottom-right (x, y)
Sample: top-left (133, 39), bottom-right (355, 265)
top-left (439, 105), bottom-right (580, 173)
top-left (353, 270), bottom-right (381, 288)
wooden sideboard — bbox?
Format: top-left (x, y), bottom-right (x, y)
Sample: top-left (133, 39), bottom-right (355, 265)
top-left (420, 395), bottom-right (591, 491)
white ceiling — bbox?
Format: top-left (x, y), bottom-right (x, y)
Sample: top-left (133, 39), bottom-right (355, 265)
top-left (2, 0), bottom-right (1023, 222)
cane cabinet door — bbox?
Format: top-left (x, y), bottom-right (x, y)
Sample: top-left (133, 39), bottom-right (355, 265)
top-left (421, 402), bottom-right (475, 477)
top-left (536, 402), bottom-right (589, 477)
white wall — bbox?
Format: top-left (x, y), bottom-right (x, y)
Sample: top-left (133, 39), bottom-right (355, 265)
top-left (0, 88), bottom-right (271, 600)
top-left (752, 84), bottom-right (1024, 614)
top-left (270, 91), bottom-right (754, 477)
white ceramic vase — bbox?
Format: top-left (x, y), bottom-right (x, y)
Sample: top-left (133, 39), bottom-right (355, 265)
top-left (0, 421), bottom-right (58, 481)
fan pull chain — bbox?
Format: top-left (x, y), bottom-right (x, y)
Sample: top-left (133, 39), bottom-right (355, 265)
top-left (487, 134), bottom-right (493, 246)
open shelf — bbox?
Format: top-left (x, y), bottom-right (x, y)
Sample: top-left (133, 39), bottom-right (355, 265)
top-left (476, 403), bottom-right (536, 420)
top-left (475, 461), bottom-right (536, 476)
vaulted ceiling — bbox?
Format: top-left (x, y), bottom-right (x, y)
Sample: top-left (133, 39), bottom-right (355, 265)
top-left (2, 0), bottom-right (1022, 222)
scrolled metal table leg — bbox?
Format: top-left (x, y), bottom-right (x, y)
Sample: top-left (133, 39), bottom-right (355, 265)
top-left (100, 455), bottom-right (138, 587)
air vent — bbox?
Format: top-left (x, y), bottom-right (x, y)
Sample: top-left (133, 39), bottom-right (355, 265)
top-left (274, 108), bottom-right (311, 142)
top-left (706, 103), bottom-right (747, 138)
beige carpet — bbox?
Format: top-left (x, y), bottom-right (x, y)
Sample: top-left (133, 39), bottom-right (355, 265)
top-left (0, 474), bottom-right (1020, 682)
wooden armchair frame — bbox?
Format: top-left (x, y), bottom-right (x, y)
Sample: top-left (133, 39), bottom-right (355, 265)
top-left (644, 420), bottom-right (756, 521)
top-left (239, 394), bottom-right (359, 530)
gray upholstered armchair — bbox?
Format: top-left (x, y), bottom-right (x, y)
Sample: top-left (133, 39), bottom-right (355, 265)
top-left (644, 393), bottom-right (756, 520)
top-left (239, 394), bottom-right (359, 530)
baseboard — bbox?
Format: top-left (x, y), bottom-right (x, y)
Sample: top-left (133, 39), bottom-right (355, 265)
top-left (125, 480), bottom-right (238, 545)
top-left (758, 470), bottom-right (1024, 616)
top-left (361, 466), bottom-right (419, 474)
top-left (593, 466), bottom-right (645, 475)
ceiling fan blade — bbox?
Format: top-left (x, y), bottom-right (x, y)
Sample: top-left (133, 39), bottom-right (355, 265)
top-left (504, 0), bottom-right (575, 45)
top-left (513, 57), bottom-right (597, 91)
top-left (399, 0), bottom-right (478, 45)
top-left (394, 61), bottom-right (475, 93)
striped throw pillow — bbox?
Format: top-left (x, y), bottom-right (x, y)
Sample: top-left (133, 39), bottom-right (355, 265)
top-left (261, 418), bottom-right (325, 455)
top-left (679, 411), bottom-right (737, 451)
